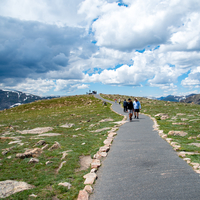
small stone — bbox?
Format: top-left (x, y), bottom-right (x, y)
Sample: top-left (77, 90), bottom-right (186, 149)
top-left (166, 138), bottom-right (173, 143)
top-left (16, 148), bottom-right (42, 159)
top-left (58, 182), bottom-right (71, 189)
top-left (46, 161), bottom-right (53, 165)
top-left (108, 132), bottom-right (117, 137)
top-left (90, 168), bottom-right (97, 173)
top-left (84, 185), bottom-right (93, 194)
top-left (77, 190), bottom-right (89, 200)
top-left (82, 143), bottom-right (86, 145)
top-left (28, 158), bottom-right (39, 164)
top-left (73, 135), bottom-right (78, 138)
top-left (7, 156), bottom-right (12, 159)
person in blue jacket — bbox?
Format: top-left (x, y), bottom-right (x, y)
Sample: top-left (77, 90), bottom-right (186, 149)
top-left (123, 99), bottom-right (128, 112)
top-left (133, 98), bottom-right (141, 119)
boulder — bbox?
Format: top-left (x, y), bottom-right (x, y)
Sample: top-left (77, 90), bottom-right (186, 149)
top-left (188, 143), bottom-right (200, 148)
top-left (0, 180), bottom-right (35, 198)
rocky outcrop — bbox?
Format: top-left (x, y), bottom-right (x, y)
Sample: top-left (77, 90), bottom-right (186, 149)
top-left (168, 131), bottom-right (188, 137)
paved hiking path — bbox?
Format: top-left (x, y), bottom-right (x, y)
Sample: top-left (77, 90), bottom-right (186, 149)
top-left (91, 94), bottom-right (200, 200)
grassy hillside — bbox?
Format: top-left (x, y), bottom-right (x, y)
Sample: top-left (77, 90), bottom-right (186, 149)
top-left (101, 94), bottom-right (200, 165)
top-left (0, 95), bottom-right (123, 199)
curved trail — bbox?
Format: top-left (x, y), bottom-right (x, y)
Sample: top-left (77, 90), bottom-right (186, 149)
top-left (90, 94), bottom-right (200, 200)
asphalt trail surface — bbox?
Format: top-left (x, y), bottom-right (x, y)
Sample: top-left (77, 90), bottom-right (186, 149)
top-left (90, 94), bottom-right (200, 200)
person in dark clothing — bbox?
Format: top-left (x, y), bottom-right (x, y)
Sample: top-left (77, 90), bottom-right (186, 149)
top-left (127, 98), bottom-right (133, 121)
top-left (123, 99), bottom-right (128, 112)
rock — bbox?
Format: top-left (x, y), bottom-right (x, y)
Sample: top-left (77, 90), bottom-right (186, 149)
top-left (73, 135), bottom-right (78, 138)
top-left (38, 133), bottom-right (61, 137)
top-left (17, 127), bottom-right (53, 134)
top-left (75, 128), bottom-right (81, 131)
top-left (7, 156), bottom-right (12, 159)
top-left (77, 190), bottom-right (89, 200)
top-left (58, 182), bottom-right (71, 189)
top-left (99, 118), bottom-right (114, 122)
top-left (46, 161), bottom-right (53, 165)
top-left (178, 151), bottom-right (200, 157)
top-left (60, 151), bottom-right (68, 160)
top-left (155, 113), bottom-right (169, 120)
top-left (172, 122), bottom-right (187, 125)
top-left (0, 180), bottom-right (35, 198)
top-left (41, 144), bottom-right (49, 150)
top-left (99, 146), bottom-right (110, 152)
top-left (60, 123), bottom-right (74, 128)
top-left (82, 143), bottom-right (86, 145)
top-left (102, 101), bottom-right (107, 106)
top-left (8, 140), bottom-right (22, 145)
top-left (84, 185), bottom-right (93, 194)
top-left (83, 173), bottom-right (97, 185)
top-left (188, 143), bottom-right (200, 148)
top-left (108, 132), bottom-right (117, 137)
top-left (176, 113), bottom-right (186, 116)
top-left (188, 136), bottom-right (197, 139)
top-left (181, 118), bottom-right (188, 121)
top-left (168, 131), bottom-right (188, 137)
top-left (48, 142), bottom-right (61, 151)
top-left (29, 194), bottom-right (37, 198)
top-left (2, 147), bottom-right (14, 155)
top-left (103, 138), bottom-right (113, 146)
top-left (56, 161), bottom-right (66, 174)
top-left (16, 148), bottom-right (42, 159)
top-left (91, 127), bottom-right (111, 133)
top-left (34, 140), bottom-right (46, 146)
top-left (166, 138), bottom-right (173, 143)
top-left (90, 168), bottom-right (97, 173)
top-left (91, 159), bottom-right (101, 169)
top-left (28, 158), bottom-right (39, 164)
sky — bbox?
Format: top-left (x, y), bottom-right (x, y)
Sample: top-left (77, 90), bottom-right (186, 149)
top-left (0, 0), bottom-right (200, 98)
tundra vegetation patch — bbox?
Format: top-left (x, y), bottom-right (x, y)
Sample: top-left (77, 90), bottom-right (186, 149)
top-left (101, 94), bottom-right (200, 172)
top-left (0, 95), bottom-right (123, 199)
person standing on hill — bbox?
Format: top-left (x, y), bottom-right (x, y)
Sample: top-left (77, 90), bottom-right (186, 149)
top-left (123, 99), bottom-right (128, 112)
top-left (127, 98), bottom-right (133, 121)
top-left (133, 98), bottom-right (141, 119)
top-left (118, 98), bottom-right (121, 104)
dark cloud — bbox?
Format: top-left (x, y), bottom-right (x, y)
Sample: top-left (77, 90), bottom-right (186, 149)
top-left (0, 16), bottom-right (97, 83)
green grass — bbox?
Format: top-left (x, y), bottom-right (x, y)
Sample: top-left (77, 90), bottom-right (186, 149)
top-left (101, 94), bottom-right (200, 165)
top-left (0, 95), bottom-right (123, 199)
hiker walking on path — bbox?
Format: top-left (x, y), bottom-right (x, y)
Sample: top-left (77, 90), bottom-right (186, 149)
top-left (118, 98), bottom-right (121, 104)
top-left (127, 98), bottom-right (133, 121)
top-left (115, 99), bottom-right (117, 103)
top-left (123, 99), bottom-right (128, 112)
top-left (133, 98), bottom-right (141, 119)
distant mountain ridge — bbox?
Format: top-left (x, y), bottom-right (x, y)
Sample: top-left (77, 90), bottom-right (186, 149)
top-left (156, 94), bottom-right (197, 102)
top-left (180, 94), bottom-right (200, 105)
top-left (0, 89), bottom-right (60, 110)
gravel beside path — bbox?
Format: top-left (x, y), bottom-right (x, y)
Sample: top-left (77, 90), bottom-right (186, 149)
top-left (91, 94), bottom-right (200, 200)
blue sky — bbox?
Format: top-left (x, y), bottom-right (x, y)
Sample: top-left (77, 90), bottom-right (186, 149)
top-left (0, 0), bottom-right (200, 97)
